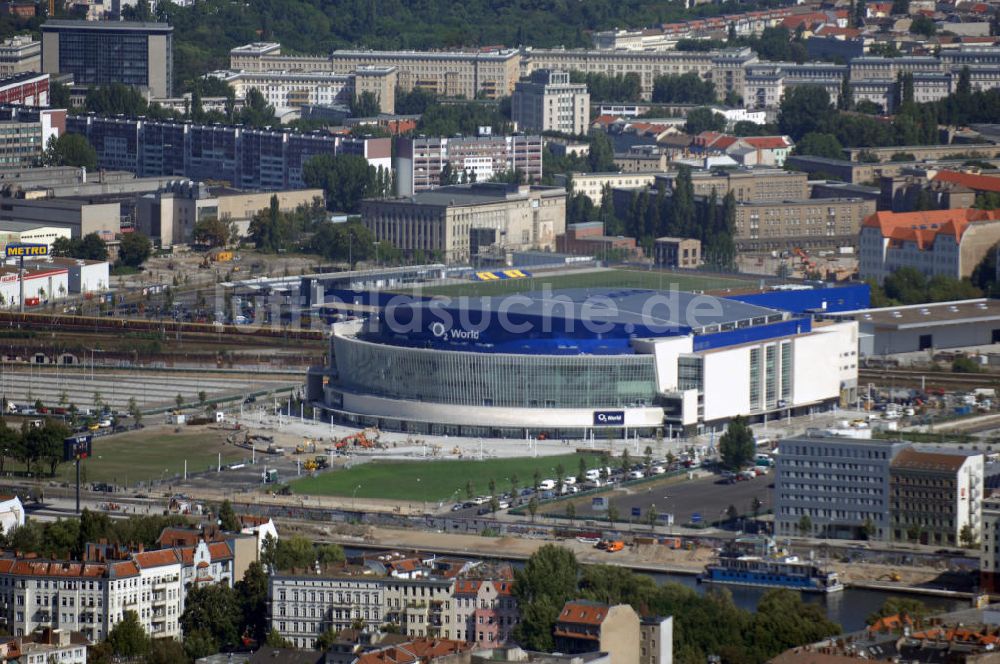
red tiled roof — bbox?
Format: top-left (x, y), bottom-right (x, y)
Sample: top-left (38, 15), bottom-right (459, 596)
top-left (863, 208), bottom-right (1000, 249)
top-left (111, 561), bottom-right (140, 577)
top-left (558, 601), bottom-right (609, 626)
top-left (816, 25), bottom-right (862, 37)
top-left (133, 549), bottom-right (180, 568)
top-left (453, 580), bottom-right (482, 595)
top-left (742, 136), bottom-right (791, 149)
top-left (355, 638), bottom-right (471, 664)
top-left (208, 541), bottom-right (233, 560)
top-left (238, 515), bottom-right (271, 528)
top-left (891, 447), bottom-right (968, 472)
top-left (933, 170), bottom-right (1000, 193)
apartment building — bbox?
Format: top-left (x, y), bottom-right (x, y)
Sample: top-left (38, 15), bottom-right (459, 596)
top-left (211, 66), bottom-right (397, 115)
top-left (135, 180), bottom-right (324, 247)
top-left (554, 172), bottom-right (657, 206)
top-left (981, 493), bottom-right (1000, 592)
top-left (361, 183), bottom-right (567, 263)
top-left (732, 197), bottom-right (876, 251)
top-left (395, 135), bottom-right (543, 196)
top-left (523, 47), bottom-right (757, 101)
top-left (553, 601), bottom-right (641, 664)
top-left (744, 62), bottom-right (848, 110)
top-left (653, 237), bottom-right (701, 268)
top-left (229, 42), bottom-right (521, 99)
top-left (270, 574), bottom-right (385, 649)
top-left (655, 168), bottom-right (810, 202)
top-left (451, 578), bottom-right (519, 649)
top-left (512, 70), bottom-right (589, 136)
top-left (774, 433), bottom-right (909, 540)
top-left (66, 115), bottom-right (390, 190)
top-left (0, 107), bottom-right (64, 170)
top-left (0, 35), bottom-right (39, 77)
top-left (2, 629), bottom-right (89, 664)
top-left (0, 73), bottom-right (48, 107)
top-left (889, 448), bottom-right (983, 546)
top-left (693, 132), bottom-right (794, 167)
top-left (640, 616), bottom-right (673, 664)
top-left (858, 208), bottom-right (1000, 283)
top-left (41, 20), bottom-right (173, 98)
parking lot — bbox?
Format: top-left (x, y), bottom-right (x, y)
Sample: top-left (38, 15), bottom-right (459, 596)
top-left (543, 467), bottom-right (773, 528)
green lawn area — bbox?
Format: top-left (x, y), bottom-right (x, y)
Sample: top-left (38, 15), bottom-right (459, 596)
top-left (291, 453), bottom-right (605, 502)
top-left (399, 269), bottom-right (754, 298)
top-left (19, 428), bottom-right (250, 486)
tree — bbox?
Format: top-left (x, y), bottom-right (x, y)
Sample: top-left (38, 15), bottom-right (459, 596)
top-left (684, 107), bottom-right (727, 135)
top-left (146, 638), bottom-right (186, 664)
top-left (798, 514), bottom-right (813, 536)
top-left (510, 473), bottom-right (519, 496)
top-left (239, 88), bottom-right (277, 128)
top-left (652, 72), bottom-right (717, 103)
top-left (608, 504), bottom-right (619, 527)
top-left (349, 90), bottom-right (381, 117)
top-left (127, 396), bottom-right (142, 427)
top-left (960, 523), bottom-right (978, 548)
top-left (532, 469), bottom-right (541, 492)
top-left (52, 233), bottom-right (108, 261)
top-left (316, 628), bottom-right (340, 650)
top-left (303, 153), bottom-right (386, 213)
top-left (513, 545), bottom-right (580, 651)
top-left (0, 420), bottom-right (18, 476)
top-left (528, 495), bottom-right (539, 522)
top-left (866, 597), bottom-right (929, 625)
top-left (577, 457), bottom-right (587, 483)
top-left (193, 217), bottom-right (236, 247)
top-left (489, 494), bottom-right (500, 516)
top-left (555, 463), bottom-right (565, 493)
top-left (236, 561), bottom-right (269, 641)
top-left (465, 480), bottom-right (475, 499)
top-left (180, 584), bottom-right (243, 652)
top-left (862, 518), bottom-right (876, 540)
top-left (317, 543), bottom-right (346, 565)
top-left (107, 610), bottom-right (150, 657)
top-left (118, 232), bottom-right (152, 269)
top-left (795, 132), bottom-right (844, 160)
top-left (719, 415), bottom-right (754, 471)
top-left (565, 502), bottom-right (576, 523)
top-left (273, 535), bottom-right (317, 571)
top-left (175, 393), bottom-right (184, 410)
top-left (778, 85), bottom-right (835, 141)
top-left (218, 499), bottom-right (241, 531)
top-left (643, 445), bottom-right (654, 471)
top-left (911, 14), bottom-right (936, 36)
top-left (42, 134), bottom-right (97, 170)
top-left (646, 504), bottom-right (659, 527)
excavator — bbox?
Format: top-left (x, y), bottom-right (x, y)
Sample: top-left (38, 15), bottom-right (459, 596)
top-left (877, 572), bottom-right (902, 582)
top-left (336, 431), bottom-right (375, 449)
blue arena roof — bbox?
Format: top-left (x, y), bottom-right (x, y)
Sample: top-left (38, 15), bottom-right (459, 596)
top-left (362, 288), bottom-right (794, 355)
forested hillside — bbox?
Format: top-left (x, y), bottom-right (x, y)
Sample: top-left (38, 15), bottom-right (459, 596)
top-left (137, 0), bottom-right (789, 89)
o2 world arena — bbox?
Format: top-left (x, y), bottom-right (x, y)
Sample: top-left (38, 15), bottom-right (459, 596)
top-left (306, 286), bottom-right (862, 439)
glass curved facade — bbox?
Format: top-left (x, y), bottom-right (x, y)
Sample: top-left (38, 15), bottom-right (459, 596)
top-left (332, 334), bottom-right (657, 408)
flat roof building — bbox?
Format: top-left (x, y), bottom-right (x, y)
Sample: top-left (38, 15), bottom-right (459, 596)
top-left (41, 20), bottom-right (174, 98)
top-left (395, 135), bottom-right (543, 197)
top-left (512, 70), bottom-right (590, 136)
top-left (0, 35), bottom-right (39, 77)
top-left (361, 182), bottom-right (567, 263)
top-left (889, 448), bottom-right (982, 546)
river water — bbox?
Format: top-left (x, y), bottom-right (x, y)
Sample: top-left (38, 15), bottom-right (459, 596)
top-left (644, 571), bottom-right (967, 633)
top-left (345, 547), bottom-right (966, 633)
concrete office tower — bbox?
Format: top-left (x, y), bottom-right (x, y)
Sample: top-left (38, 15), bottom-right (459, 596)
top-left (41, 20), bottom-right (173, 98)
top-left (512, 70), bottom-right (589, 136)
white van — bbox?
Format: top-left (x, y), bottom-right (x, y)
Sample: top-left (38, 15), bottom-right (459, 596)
top-left (585, 469), bottom-right (601, 481)
top-left (539, 479), bottom-right (556, 491)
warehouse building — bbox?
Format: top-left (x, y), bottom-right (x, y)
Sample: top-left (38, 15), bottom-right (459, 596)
top-left (822, 299), bottom-right (1000, 356)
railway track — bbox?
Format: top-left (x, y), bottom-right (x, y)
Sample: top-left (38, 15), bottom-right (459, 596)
top-left (0, 310), bottom-right (325, 342)
top-left (859, 368), bottom-right (1000, 388)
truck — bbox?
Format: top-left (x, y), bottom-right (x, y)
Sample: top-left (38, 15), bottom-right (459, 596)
top-left (263, 469), bottom-right (279, 484)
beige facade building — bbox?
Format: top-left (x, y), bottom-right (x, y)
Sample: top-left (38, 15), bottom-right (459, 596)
top-left (554, 172), bottom-right (657, 206)
top-left (859, 208), bottom-right (1000, 282)
top-left (362, 183), bottom-right (566, 263)
top-left (212, 66), bottom-right (397, 115)
top-left (136, 182), bottom-right (324, 247)
top-left (733, 197), bottom-right (875, 250)
top-left (229, 42), bottom-right (521, 99)
top-left (889, 448), bottom-right (983, 546)
top-left (512, 70), bottom-right (589, 136)
top-left (523, 47), bottom-right (757, 101)
top-left (553, 601), bottom-right (641, 664)
top-left (656, 168), bottom-right (810, 202)
top-left (654, 237), bottom-right (701, 268)
top-left (0, 35), bottom-right (40, 77)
